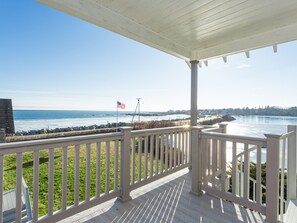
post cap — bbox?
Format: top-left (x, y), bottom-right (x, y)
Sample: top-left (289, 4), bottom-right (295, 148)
top-left (120, 127), bottom-right (133, 132)
top-left (264, 133), bottom-right (282, 139)
top-left (191, 126), bottom-right (204, 131)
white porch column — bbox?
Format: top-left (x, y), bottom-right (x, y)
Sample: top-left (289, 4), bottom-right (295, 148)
top-left (190, 60), bottom-right (199, 126)
top-left (265, 134), bottom-right (281, 223)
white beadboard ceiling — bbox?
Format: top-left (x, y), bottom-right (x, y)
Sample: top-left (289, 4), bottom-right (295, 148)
top-left (37, 0), bottom-right (297, 62)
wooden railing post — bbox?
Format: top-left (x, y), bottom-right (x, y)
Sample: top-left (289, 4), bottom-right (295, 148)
top-left (265, 134), bottom-right (281, 223)
top-left (218, 123), bottom-right (227, 134)
top-left (191, 126), bottom-right (204, 195)
top-left (287, 125), bottom-right (297, 201)
top-left (118, 127), bottom-right (132, 202)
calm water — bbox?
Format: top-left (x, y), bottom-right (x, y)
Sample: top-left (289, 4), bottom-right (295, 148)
top-left (225, 115), bottom-right (297, 163)
top-left (13, 110), bottom-right (190, 132)
top-left (226, 115), bottom-right (297, 137)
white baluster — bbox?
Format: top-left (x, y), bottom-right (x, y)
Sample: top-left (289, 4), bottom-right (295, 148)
top-left (48, 149), bottom-right (54, 216)
top-left (114, 140), bottom-right (119, 190)
top-left (62, 146), bottom-right (68, 210)
top-left (160, 134), bottom-right (164, 173)
top-left (232, 141), bottom-right (238, 196)
top-left (155, 134), bottom-right (159, 174)
top-left (212, 139), bottom-right (217, 188)
top-left (150, 135), bottom-right (154, 177)
top-left (221, 140), bottom-right (226, 192)
top-left (85, 144), bottom-right (91, 201)
top-left (243, 144), bottom-right (250, 200)
top-left (132, 137), bottom-right (136, 183)
top-left (16, 153), bottom-right (23, 222)
top-left (105, 141), bottom-right (110, 193)
top-left (170, 132), bottom-right (173, 169)
top-left (256, 144), bottom-right (262, 205)
top-left (165, 134), bottom-right (168, 171)
top-left (144, 136), bottom-right (148, 180)
top-left (96, 142), bottom-right (101, 198)
top-left (0, 156), bottom-right (3, 223)
top-left (287, 125), bottom-right (297, 201)
top-left (138, 137), bottom-right (142, 181)
top-left (74, 145), bottom-right (80, 206)
top-left (33, 151), bottom-right (39, 221)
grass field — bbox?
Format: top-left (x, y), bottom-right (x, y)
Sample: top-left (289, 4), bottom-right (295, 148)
top-left (3, 141), bottom-right (159, 217)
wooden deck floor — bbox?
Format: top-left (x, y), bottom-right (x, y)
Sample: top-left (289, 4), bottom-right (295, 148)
top-left (60, 169), bottom-right (264, 223)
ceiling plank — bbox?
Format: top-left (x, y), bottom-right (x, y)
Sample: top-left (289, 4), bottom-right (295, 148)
top-left (37, 0), bottom-right (297, 62)
top-left (192, 22), bottom-right (297, 60)
top-left (37, 0), bottom-right (191, 60)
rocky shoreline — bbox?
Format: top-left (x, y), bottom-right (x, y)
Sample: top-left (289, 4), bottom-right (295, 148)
top-left (6, 115), bottom-right (235, 142)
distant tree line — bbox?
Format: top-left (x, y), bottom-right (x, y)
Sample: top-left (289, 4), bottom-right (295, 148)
top-left (200, 106), bottom-right (297, 116)
top-left (166, 106), bottom-right (297, 117)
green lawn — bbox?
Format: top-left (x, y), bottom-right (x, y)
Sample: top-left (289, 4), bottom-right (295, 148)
top-left (3, 141), bottom-right (159, 217)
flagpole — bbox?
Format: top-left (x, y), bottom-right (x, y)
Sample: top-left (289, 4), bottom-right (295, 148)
top-left (116, 101), bottom-right (118, 131)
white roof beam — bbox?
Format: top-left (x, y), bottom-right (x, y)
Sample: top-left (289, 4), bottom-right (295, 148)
top-left (245, 51), bottom-right (250, 59)
top-left (222, 56), bottom-right (227, 63)
top-left (185, 61), bottom-right (191, 69)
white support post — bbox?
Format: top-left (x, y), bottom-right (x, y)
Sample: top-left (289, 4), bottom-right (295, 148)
top-left (191, 126), bottom-right (204, 196)
top-left (190, 60), bottom-right (198, 126)
top-left (265, 134), bottom-right (281, 223)
top-left (287, 125), bottom-right (297, 201)
top-left (118, 127), bottom-right (132, 202)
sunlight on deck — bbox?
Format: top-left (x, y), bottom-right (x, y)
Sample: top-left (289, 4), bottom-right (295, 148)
top-left (59, 169), bottom-right (264, 223)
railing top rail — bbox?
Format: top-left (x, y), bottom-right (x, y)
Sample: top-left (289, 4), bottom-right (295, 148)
top-left (131, 125), bottom-right (190, 136)
top-left (280, 131), bottom-right (295, 140)
top-left (202, 126), bottom-right (222, 133)
top-left (0, 131), bottom-right (123, 151)
top-left (201, 131), bottom-right (266, 144)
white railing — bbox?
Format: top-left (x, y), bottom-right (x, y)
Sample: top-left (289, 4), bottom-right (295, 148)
top-left (0, 124), bottom-right (296, 223)
top-left (236, 145), bottom-right (265, 203)
top-left (278, 129), bottom-right (296, 222)
top-left (200, 127), bottom-right (267, 213)
top-left (0, 126), bottom-right (191, 223)
top-left (130, 126), bottom-right (191, 190)
top-left (191, 124), bottom-right (297, 223)
top-left (0, 132), bottom-right (123, 223)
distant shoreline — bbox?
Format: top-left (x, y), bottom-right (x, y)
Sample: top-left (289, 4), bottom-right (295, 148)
top-left (6, 115), bottom-right (235, 142)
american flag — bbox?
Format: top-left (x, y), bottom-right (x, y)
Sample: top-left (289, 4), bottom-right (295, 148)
top-left (117, 101), bottom-right (125, 109)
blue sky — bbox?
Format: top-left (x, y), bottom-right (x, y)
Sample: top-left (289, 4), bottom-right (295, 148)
top-left (1, 1), bottom-right (297, 112)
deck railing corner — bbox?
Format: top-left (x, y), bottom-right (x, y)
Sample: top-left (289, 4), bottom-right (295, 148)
top-left (191, 126), bottom-right (204, 196)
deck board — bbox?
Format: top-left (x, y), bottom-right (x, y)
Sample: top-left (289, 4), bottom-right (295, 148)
top-left (59, 169), bottom-right (264, 223)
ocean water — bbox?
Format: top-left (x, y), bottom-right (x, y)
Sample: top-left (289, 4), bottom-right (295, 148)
top-left (13, 110), bottom-right (190, 132)
top-left (13, 111), bottom-right (297, 135)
